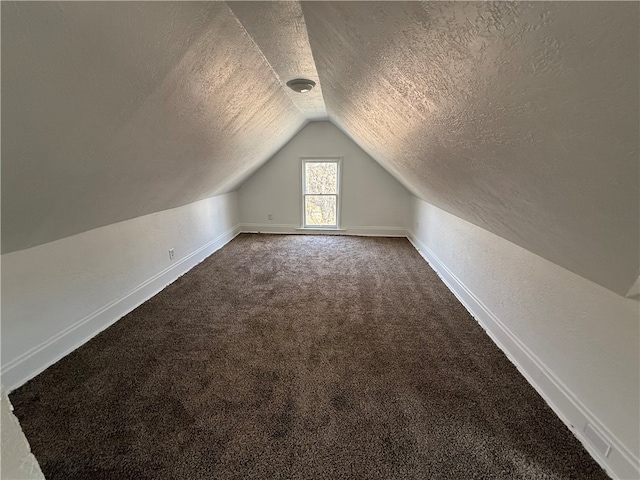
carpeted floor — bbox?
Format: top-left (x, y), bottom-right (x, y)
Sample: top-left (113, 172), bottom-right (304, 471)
top-left (10, 234), bottom-right (607, 479)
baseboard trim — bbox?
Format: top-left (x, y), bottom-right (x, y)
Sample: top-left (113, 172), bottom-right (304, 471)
top-left (407, 232), bottom-right (639, 480)
top-left (240, 223), bottom-right (407, 237)
top-left (1, 224), bottom-right (242, 393)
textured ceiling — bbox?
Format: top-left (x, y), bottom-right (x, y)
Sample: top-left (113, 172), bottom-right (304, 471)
top-left (300, 1), bottom-right (639, 296)
top-left (1, 2), bottom-right (306, 253)
top-left (2, 2), bottom-right (638, 296)
top-left (228, 1), bottom-right (327, 120)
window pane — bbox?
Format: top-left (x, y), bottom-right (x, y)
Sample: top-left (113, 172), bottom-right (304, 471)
top-left (305, 162), bottom-right (337, 194)
top-left (305, 195), bottom-right (337, 226)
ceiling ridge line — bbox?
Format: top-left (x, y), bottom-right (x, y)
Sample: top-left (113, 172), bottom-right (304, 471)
top-left (223, 1), bottom-right (308, 119)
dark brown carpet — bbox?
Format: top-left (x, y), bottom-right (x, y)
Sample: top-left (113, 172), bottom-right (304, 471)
top-left (10, 234), bottom-right (607, 480)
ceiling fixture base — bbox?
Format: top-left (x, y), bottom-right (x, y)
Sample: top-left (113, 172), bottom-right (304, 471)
top-left (286, 78), bottom-right (316, 93)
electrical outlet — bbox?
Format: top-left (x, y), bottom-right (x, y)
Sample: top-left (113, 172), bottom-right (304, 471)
top-left (169, 248), bottom-right (175, 261)
top-left (268, 213), bottom-right (273, 221)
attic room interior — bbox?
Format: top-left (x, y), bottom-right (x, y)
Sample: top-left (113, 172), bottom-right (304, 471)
top-left (1, 1), bottom-right (638, 479)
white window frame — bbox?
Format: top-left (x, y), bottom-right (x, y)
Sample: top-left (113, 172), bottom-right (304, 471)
top-left (300, 157), bottom-right (342, 229)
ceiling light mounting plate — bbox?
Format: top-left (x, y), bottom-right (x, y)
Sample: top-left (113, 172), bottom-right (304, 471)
top-left (286, 78), bottom-right (316, 93)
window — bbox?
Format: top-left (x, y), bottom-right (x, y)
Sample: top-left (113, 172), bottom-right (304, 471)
top-left (302, 158), bottom-right (341, 228)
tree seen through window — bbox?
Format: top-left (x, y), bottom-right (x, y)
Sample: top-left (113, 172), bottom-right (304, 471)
top-left (303, 160), bottom-right (340, 227)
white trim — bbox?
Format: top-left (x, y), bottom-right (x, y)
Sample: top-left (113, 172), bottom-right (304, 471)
top-left (296, 227), bottom-right (347, 232)
top-left (407, 231), bottom-right (639, 480)
top-left (1, 224), bottom-right (241, 393)
top-left (240, 223), bottom-right (407, 238)
top-left (241, 223), bottom-right (299, 234)
top-left (344, 226), bottom-right (407, 237)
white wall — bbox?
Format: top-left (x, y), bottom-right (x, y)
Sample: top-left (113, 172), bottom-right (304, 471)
top-left (238, 121), bottom-right (411, 235)
top-left (1, 192), bottom-right (240, 391)
top-left (0, 388), bottom-right (44, 479)
top-left (409, 197), bottom-right (639, 479)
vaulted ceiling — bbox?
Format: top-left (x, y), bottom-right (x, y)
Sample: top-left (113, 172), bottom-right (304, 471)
top-left (2, 2), bottom-right (638, 296)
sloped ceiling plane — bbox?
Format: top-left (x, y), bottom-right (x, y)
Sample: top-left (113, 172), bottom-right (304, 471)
top-left (2, 2), bottom-right (638, 296)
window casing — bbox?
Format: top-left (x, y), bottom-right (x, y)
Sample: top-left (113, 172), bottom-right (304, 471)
top-left (301, 158), bottom-right (342, 228)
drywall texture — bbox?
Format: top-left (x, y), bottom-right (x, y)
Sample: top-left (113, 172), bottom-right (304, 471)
top-left (228, 1), bottom-right (327, 120)
top-left (410, 197), bottom-right (640, 463)
top-left (303, 1), bottom-right (639, 296)
top-left (2, 1), bottom-right (637, 296)
top-left (1, 193), bottom-right (238, 387)
top-left (0, 390), bottom-right (44, 479)
top-left (1, 2), bottom-right (304, 254)
top-left (238, 122), bottom-right (411, 231)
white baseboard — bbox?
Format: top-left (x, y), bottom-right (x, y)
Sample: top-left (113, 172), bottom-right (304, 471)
top-left (407, 232), bottom-right (640, 480)
top-left (341, 226), bottom-right (408, 237)
top-left (240, 223), bottom-right (298, 234)
top-left (240, 223), bottom-right (407, 237)
top-left (1, 225), bottom-right (241, 393)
